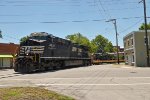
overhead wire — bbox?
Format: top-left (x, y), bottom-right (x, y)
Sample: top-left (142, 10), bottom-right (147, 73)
top-left (94, 0), bottom-right (103, 16)
top-left (97, 0), bottom-right (112, 19)
top-left (1, 0), bottom-right (150, 43)
top-left (0, 16), bottom-right (149, 24)
top-left (119, 18), bottom-right (143, 34)
top-left (0, 17), bottom-right (146, 42)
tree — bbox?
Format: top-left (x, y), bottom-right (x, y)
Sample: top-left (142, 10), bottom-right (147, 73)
top-left (66, 32), bottom-right (90, 45)
top-left (90, 42), bottom-right (97, 53)
top-left (139, 23), bottom-right (150, 30)
top-left (66, 33), bottom-right (92, 52)
top-left (104, 42), bottom-right (114, 52)
top-left (0, 30), bottom-right (2, 38)
top-left (91, 35), bottom-right (114, 53)
top-left (20, 36), bottom-right (29, 43)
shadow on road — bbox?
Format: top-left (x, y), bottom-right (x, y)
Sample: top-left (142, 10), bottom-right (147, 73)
top-left (0, 69), bottom-right (9, 71)
top-left (0, 73), bottom-right (25, 79)
top-left (28, 65), bottom-right (90, 74)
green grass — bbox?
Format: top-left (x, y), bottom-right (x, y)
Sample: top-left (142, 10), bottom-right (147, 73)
top-left (0, 87), bottom-right (75, 100)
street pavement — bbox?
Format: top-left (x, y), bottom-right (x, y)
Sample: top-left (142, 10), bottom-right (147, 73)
top-left (1, 64), bottom-right (150, 100)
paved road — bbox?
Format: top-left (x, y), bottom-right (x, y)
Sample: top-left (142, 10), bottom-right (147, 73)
top-left (1, 64), bottom-right (150, 100)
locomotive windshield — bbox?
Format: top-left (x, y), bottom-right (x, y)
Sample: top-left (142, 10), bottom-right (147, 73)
top-left (29, 32), bottom-right (49, 41)
top-left (30, 36), bottom-right (47, 40)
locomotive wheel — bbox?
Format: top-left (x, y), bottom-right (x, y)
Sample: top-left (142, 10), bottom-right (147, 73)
top-left (60, 61), bottom-right (65, 69)
top-left (83, 61), bottom-right (87, 66)
top-left (25, 62), bottom-right (33, 73)
top-left (44, 67), bottom-right (49, 71)
top-left (14, 63), bottom-right (19, 72)
top-left (56, 63), bottom-right (61, 69)
top-left (54, 61), bottom-right (63, 70)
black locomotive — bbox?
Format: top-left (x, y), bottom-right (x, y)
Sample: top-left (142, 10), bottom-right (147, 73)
top-left (14, 32), bottom-right (91, 73)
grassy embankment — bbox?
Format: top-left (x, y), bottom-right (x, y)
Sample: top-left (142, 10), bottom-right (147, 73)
top-left (0, 87), bottom-right (75, 100)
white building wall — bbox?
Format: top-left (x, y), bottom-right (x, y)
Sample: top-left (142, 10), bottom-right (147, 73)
top-left (0, 58), bottom-right (11, 68)
top-left (124, 31), bottom-right (150, 67)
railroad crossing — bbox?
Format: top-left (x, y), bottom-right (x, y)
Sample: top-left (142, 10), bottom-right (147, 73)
top-left (0, 64), bottom-right (150, 100)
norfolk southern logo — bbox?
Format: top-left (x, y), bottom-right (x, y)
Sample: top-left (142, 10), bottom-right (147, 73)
top-left (20, 46), bottom-right (45, 54)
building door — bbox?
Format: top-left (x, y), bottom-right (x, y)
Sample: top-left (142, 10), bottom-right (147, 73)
top-left (128, 55), bottom-right (132, 66)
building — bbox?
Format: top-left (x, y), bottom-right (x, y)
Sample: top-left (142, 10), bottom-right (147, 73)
top-left (123, 30), bottom-right (150, 67)
top-left (0, 43), bottom-right (19, 68)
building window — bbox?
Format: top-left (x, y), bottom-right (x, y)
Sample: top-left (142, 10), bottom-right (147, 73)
top-left (132, 55), bottom-right (134, 62)
top-left (131, 38), bottom-right (133, 46)
top-left (128, 40), bottom-right (130, 46)
top-left (144, 36), bottom-right (149, 45)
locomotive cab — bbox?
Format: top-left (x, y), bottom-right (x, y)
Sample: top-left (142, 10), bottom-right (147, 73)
top-left (15, 32), bottom-right (50, 73)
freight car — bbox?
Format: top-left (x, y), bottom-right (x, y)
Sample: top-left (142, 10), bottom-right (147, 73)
top-left (14, 32), bottom-right (91, 73)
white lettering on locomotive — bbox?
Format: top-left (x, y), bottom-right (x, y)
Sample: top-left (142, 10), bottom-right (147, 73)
top-left (20, 46), bottom-right (45, 54)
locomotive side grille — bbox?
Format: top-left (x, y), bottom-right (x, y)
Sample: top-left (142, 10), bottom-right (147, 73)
top-left (20, 46), bottom-right (45, 54)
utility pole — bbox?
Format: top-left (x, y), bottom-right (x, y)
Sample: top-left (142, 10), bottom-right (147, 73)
top-left (140, 0), bottom-right (149, 66)
top-left (106, 19), bottom-right (119, 64)
top-left (78, 32), bottom-right (81, 44)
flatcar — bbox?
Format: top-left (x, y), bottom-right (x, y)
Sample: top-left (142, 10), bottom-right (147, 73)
top-left (92, 53), bottom-right (124, 65)
top-left (14, 32), bottom-right (91, 73)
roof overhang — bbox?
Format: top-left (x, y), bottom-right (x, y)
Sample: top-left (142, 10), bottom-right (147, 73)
top-left (0, 55), bottom-right (13, 58)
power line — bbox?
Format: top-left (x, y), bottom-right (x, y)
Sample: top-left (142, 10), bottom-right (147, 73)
top-left (1, 0), bottom-right (149, 9)
top-left (119, 18), bottom-right (143, 33)
top-left (94, 0), bottom-right (103, 16)
top-left (0, 16), bottom-right (149, 24)
top-left (0, 6), bottom-right (147, 18)
top-left (92, 0), bottom-right (150, 4)
top-left (1, 20), bottom-right (148, 43)
top-left (97, 0), bottom-right (112, 19)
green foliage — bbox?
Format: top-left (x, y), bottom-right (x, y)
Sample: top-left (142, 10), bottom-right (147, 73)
top-left (90, 42), bottom-right (98, 53)
top-left (66, 33), bottom-right (89, 44)
top-left (91, 35), bottom-right (114, 53)
top-left (66, 33), bottom-right (114, 53)
top-left (0, 30), bottom-right (2, 38)
top-left (66, 33), bottom-right (92, 52)
top-left (104, 42), bottom-right (114, 52)
top-left (139, 23), bottom-right (150, 30)
top-left (20, 36), bottom-right (29, 43)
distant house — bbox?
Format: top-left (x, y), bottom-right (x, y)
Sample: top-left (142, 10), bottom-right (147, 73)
top-left (123, 30), bottom-right (150, 67)
top-left (0, 43), bottom-right (19, 68)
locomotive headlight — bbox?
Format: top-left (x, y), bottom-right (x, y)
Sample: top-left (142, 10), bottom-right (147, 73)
top-left (26, 53), bottom-right (29, 55)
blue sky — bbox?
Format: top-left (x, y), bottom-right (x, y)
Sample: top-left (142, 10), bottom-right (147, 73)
top-left (0, 0), bottom-right (150, 47)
